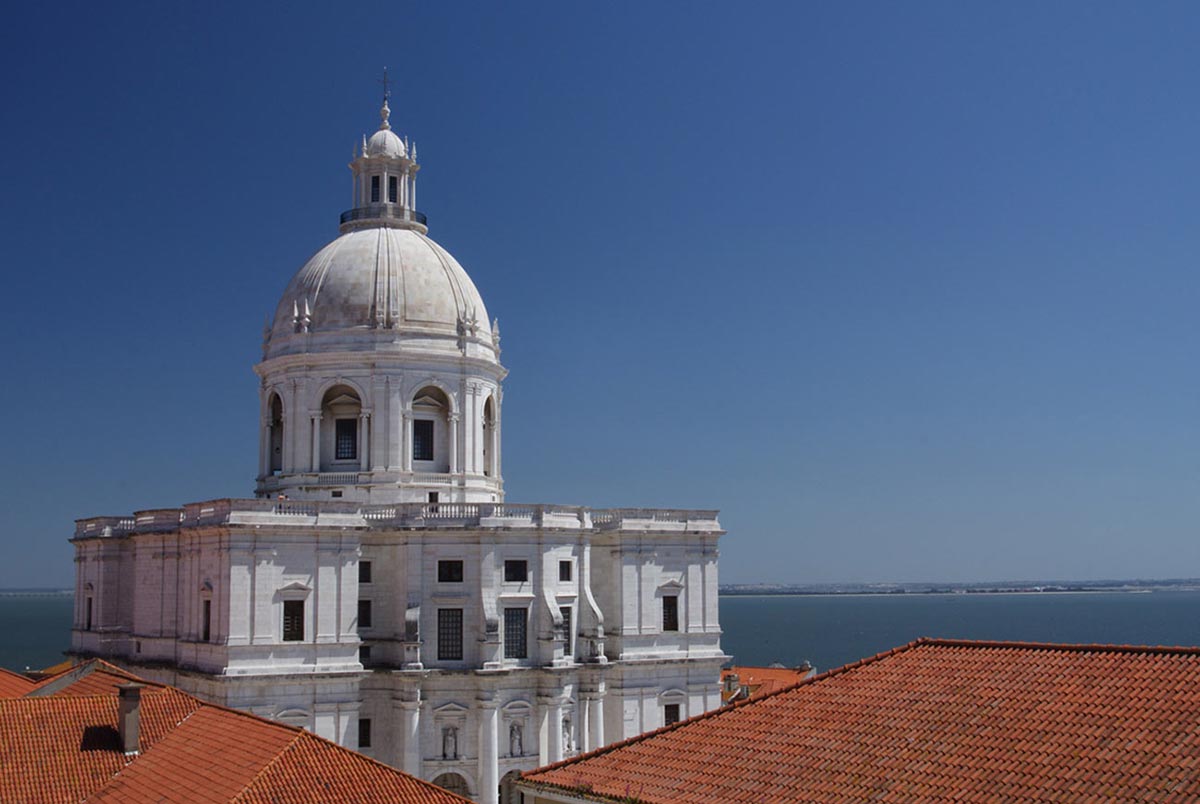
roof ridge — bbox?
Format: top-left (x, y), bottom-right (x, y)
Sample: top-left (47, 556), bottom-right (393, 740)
top-left (228, 729), bottom-right (307, 803)
top-left (920, 637), bottom-right (1200, 654)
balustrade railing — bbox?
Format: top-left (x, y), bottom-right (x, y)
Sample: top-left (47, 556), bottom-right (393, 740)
top-left (339, 204), bottom-right (427, 226)
top-left (76, 499), bottom-right (721, 535)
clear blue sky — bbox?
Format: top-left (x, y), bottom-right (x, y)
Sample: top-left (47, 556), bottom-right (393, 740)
top-left (2, 2), bottom-right (1197, 587)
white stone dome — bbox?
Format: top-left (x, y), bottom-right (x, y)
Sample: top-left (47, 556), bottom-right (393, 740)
top-left (365, 127), bottom-right (406, 158)
top-left (266, 227), bottom-right (494, 359)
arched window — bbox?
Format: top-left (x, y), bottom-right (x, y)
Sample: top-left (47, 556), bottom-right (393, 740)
top-left (320, 385), bottom-right (362, 471)
top-left (482, 395), bottom-right (496, 477)
top-left (268, 394), bottom-right (284, 473)
top-left (411, 386), bottom-right (450, 472)
top-left (499, 770), bottom-right (523, 804)
top-left (432, 773), bottom-right (470, 798)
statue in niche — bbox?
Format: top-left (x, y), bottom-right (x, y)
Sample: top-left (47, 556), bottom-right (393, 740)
top-left (509, 721), bottom-right (523, 756)
top-left (562, 717), bottom-right (572, 754)
top-left (442, 725), bottom-right (458, 759)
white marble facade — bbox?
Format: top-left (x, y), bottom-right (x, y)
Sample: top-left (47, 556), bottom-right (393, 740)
top-left (70, 94), bottom-right (726, 804)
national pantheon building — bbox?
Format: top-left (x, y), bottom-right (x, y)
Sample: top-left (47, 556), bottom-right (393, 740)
top-left (69, 89), bottom-right (727, 804)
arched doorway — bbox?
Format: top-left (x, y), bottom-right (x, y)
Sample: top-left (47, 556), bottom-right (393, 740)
top-left (499, 769), bottom-right (523, 804)
top-left (482, 395), bottom-right (496, 477)
top-left (411, 385), bottom-right (451, 473)
top-left (431, 773), bottom-right (470, 798)
top-left (319, 384), bottom-right (362, 471)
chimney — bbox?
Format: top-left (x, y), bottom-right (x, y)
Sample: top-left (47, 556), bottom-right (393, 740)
top-left (117, 683), bottom-right (145, 756)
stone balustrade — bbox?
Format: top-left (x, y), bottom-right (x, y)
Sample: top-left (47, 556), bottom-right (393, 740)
top-left (74, 499), bottom-right (723, 537)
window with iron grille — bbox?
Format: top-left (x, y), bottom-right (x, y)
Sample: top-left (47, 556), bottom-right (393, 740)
top-left (413, 419), bottom-right (434, 461)
top-left (358, 599), bottom-right (372, 629)
top-left (283, 600), bottom-right (304, 642)
top-left (561, 605), bottom-right (572, 647)
top-left (662, 595), bottom-right (679, 632)
top-left (438, 608), bottom-right (463, 661)
top-left (504, 560), bottom-right (528, 583)
top-left (664, 703), bottom-right (681, 726)
top-left (504, 608), bottom-right (527, 659)
top-left (359, 561), bottom-right (372, 584)
top-left (388, 176), bottom-right (398, 203)
top-left (559, 560), bottom-right (572, 582)
top-left (438, 560), bottom-right (464, 583)
top-left (359, 718), bottom-right (372, 748)
top-left (335, 418), bottom-right (357, 460)
top-left (370, 176), bottom-right (380, 203)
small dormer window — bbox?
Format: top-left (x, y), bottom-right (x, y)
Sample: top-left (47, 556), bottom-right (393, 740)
top-left (370, 176), bottom-right (381, 203)
top-left (388, 176), bottom-right (398, 203)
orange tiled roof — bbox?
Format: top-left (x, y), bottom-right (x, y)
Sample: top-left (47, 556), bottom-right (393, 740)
top-left (29, 659), bottom-right (156, 697)
top-left (720, 665), bottom-right (810, 703)
top-left (523, 639), bottom-right (1200, 803)
top-left (0, 667), bottom-right (36, 697)
top-left (0, 659), bottom-right (471, 804)
top-left (0, 688), bottom-right (201, 804)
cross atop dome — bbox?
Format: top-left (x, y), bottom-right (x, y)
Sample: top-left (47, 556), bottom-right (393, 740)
top-left (379, 67), bottom-right (392, 130)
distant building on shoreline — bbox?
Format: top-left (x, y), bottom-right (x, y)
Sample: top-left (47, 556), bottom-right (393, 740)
top-left (68, 87), bottom-right (726, 803)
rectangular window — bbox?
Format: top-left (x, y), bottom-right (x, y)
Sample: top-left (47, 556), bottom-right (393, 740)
top-left (283, 600), bottom-right (304, 642)
top-left (370, 175), bottom-right (380, 203)
top-left (388, 175), bottom-right (398, 203)
top-left (412, 419), bottom-right (434, 461)
top-left (335, 419), bottom-right (358, 460)
top-left (662, 595), bottom-right (679, 632)
top-left (438, 560), bottom-right (464, 583)
top-left (504, 560), bottom-right (528, 583)
top-left (85, 597), bottom-right (93, 631)
top-left (559, 560), bottom-right (573, 582)
top-left (438, 608), bottom-right (464, 661)
top-left (202, 599), bottom-right (212, 642)
top-left (358, 599), bottom-right (372, 629)
top-left (504, 607), bottom-right (528, 659)
top-left (359, 718), bottom-right (372, 749)
top-left (664, 703), bottom-right (681, 726)
top-left (561, 605), bottom-right (572, 646)
top-left (360, 644), bottom-right (372, 663)
top-left (359, 561), bottom-right (372, 584)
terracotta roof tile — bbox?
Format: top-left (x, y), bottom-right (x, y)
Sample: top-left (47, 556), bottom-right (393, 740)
top-left (0, 688), bottom-right (201, 804)
top-left (523, 639), bottom-right (1200, 803)
top-left (0, 667), bottom-right (37, 697)
top-left (0, 659), bottom-right (471, 804)
top-left (28, 659), bottom-right (152, 697)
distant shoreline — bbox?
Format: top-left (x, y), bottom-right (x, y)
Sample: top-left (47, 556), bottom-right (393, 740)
top-left (720, 580), bottom-right (1200, 597)
top-left (719, 589), bottom-right (1163, 599)
top-left (0, 590), bottom-right (72, 598)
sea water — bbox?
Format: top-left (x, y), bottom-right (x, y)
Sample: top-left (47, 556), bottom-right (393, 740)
top-left (3, 590), bottom-right (1200, 675)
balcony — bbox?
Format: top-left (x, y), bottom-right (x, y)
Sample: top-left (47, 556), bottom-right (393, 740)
top-left (339, 204), bottom-right (427, 227)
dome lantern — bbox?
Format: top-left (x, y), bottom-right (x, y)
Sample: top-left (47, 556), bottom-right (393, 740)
top-left (342, 69), bottom-right (424, 234)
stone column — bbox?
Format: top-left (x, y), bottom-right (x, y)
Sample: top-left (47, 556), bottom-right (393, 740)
top-left (359, 413), bottom-right (371, 472)
top-left (586, 686), bottom-right (605, 752)
top-left (448, 412), bottom-right (460, 474)
top-left (478, 697), bottom-right (500, 804)
top-left (401, 410), bottom-right (413, 472)
top-left (258, 416), bottom-right (269, 477)
top-left (547, 698), bottom-right (564, 764)
top-left (310, 414), bottom-right (321, 472)
top-left (398, 697), bottom-right (421, 776)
